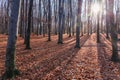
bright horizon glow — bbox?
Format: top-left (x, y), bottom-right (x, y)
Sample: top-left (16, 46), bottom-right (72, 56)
top-left (91, 3), bottom-right (101, 15)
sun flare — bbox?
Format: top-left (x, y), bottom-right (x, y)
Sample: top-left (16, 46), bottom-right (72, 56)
top-left (91, 3), bottom-right (101, 14)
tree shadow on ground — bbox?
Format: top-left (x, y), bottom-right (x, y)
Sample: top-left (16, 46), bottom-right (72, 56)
top-left (80, 35), bottom-right (90, 47)
top-left (15, 41), bottom-right (79, 79)
top-left (0, 34), bottom-right (90, 79)
top-left (12, 34), bottom-right (90, 79)
top-left (97, 35), bottom-right (120, 80)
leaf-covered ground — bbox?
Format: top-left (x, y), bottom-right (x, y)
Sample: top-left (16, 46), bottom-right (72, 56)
top-left (0, 34), bottom-right (120, 80)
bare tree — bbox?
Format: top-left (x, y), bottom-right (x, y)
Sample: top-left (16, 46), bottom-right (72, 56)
top-left (48, 0), bottom-right (52, 41)
top-left (75, 0), bottom-right (82, 48)
top-left (3, 0), bottom-right (20, 79)
top-left (108, 0), bottom-right (119, 62)
top-left (25, 0), bottom-right (33, 49)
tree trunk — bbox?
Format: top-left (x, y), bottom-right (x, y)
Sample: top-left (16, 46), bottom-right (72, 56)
top-left (109, 0), bottom-right (119, 62)
top-left (58, 0), bottom-right (64, 44)
top-left (48, 0), bottom-right (51, 41)
top-left (97, 13), bottom-right (100, 43)
top-left (25, 0), bottom-right (33, 49)
top-left (24, 0), bottom-right (28, 44)
top-left (106, 0), bottom-right (109, 39)
top-left (3, 0), bottom-right (20, 79)
top-left (75, 0), bottom-right (82, 48)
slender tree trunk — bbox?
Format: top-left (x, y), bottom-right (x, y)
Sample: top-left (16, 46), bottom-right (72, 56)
top-left (48, 0), bottom-right (51, 41)
top-left (24, 0), bottom-right (28, 44)
top-left (58, 0), bottom-right (64, 44)
top-left (25, 0), bottom-right (33, 49)
top-left (106, 0), bottom-right (109, 39)
top-left (97, 13), bottom-right (100, 43)
top-left (87, 16), bottom-right (90, 35)
top-left (39, 0), bottom-right (42, 35)
top-left (75, 0), bottom-right (82, 48)
top-left (19, 0), bottom-right (24, 37)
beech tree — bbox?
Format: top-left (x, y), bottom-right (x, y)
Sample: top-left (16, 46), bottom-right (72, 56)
top-left (48, 0), bottom-right (52, 41)
top-left (25, 0), bottom-right (34, 49)
top-left (3, 0), bottom-right (20, 79)
top-left (106, 0), bottom-right (110, 39)
top-left (58, 0), bottom-right (65, 44)
top-left (108, 0), bottom-right (119, 62)
top-left (97, 0), bottom-right (101, 43)
top-left (75, 0), bottom-right (82, 48)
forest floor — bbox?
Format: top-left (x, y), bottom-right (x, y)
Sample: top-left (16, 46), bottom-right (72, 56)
top-left (0, 33), bottom-right (120, 80)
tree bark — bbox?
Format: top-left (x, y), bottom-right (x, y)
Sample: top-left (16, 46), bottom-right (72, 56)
top-left (3, 0), bottom-right (20, 79)
top-left (75, 0), bottom-right (82, 48)
top-left (58, 0), bottom-right (64, 44)
top-left (108, 0), bottom-right (119, 62)
top-left (48, 0), bottom-right (51, 41)
top-left (25, 0), bottom-right (33, 49)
